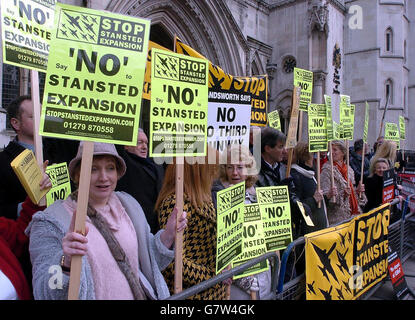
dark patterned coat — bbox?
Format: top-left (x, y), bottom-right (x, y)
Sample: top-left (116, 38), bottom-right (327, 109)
top-left (158, 193), bottom-right (227, 300)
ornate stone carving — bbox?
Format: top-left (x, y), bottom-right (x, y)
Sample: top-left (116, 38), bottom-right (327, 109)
top-left (308, 0), bottom-right (329, 36)
top-left (313, 71), bottom-right (327, 84)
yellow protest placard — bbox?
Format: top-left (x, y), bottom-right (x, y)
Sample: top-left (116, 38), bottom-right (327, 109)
top-left (216, 182), bottom-right (245, 274)
top-left (325, 95), bottom-right (340, 141)
top-left (294, 67), bottom-right (313, 112)
top-left (385, 122), bottom-right (400, 149)
top-left (268, 110), bottom-right (281, 131)
top-left (256, 186), bottom-right (292, 251)
top-left (305, 204), bottom-right (390, 300)
top-left (45, 162), bottom-right (71, 207)
top-left (350, 104), bottom-right (355, 141)
top-left (340, 95), bottom-right (352, 140)
top-left (399, 116), bottom-right (406, 141)
top-left (363, 102), bottom-right (369, 143)
top-left (232, 203), bottom-right (269, 279)
top-left (1, 0), bottom-right (55, 71)
top-left (308, 104), bottom-right (328, 152)
top-left (149, 48), bottom-right (209, 157)
top-left (39, 3), bottom-right (150, 145)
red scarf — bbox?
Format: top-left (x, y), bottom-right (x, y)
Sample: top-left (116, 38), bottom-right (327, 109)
top-left (334, 161), bottom-right (360, 215)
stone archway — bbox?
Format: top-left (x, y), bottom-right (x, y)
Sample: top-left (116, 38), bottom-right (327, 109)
top-left (97, 0), bottom-right (249, 75)
top-left (275, 91), bottom-right (293, 135)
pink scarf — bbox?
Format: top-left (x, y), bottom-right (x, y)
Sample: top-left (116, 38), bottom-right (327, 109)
top-left (63, 193), bottom-right (139, 299)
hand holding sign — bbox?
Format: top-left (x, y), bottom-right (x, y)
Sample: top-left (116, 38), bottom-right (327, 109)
top-left (39, 160), bottom-right (52, 191)
top-left (62, 210), bottom-right (89, 270)
top-left (160, 207), bottom-right (188, 249)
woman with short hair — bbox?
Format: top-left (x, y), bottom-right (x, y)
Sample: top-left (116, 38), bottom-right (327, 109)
top-left (364, 158), bottom-right (390, 212)
top-left (27, 142), bottom-right (187, 300)
top-left (320, 141), bottom-right (366, 225)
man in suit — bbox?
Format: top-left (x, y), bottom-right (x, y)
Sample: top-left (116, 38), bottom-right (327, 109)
top-left (116, 129), bottom-right (165, 233)
top-left (0, 95), bottom-right (79, 220)
top-left (256, 127), bottom-right (311, 239)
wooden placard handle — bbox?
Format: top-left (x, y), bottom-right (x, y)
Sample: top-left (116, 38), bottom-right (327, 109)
top-left (346, 140), bottom-right (350, 185)
top-left (30, 70), bottom-right (46, 206)
top-left (317, 151), bottom-right (321, 208)
top-left (174, 158), bottom-right (184, 294)
top-left (329, 142), bottom-right (336, 203)
top-left (359, 143), bottom-right (365, 198)
top-left (226, 265), bottom-right (231, 300)
top-left (285, 148), bottom-right (294, 178)
top-left (67, 141), bottom-right (94, 300)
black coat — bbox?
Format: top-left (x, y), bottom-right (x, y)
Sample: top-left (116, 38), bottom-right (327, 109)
top-left (115, 146), bottom-right (165, 234)
top-left (255, 157), bottom-right (312, 240)
top-left (0, 140), bottom-right (27, 219)
top-left (290, 164), bottom-right (328, 233)
top-left (0, 138), bottom-right (80, 220)
top-left (350, 151), bottom-right (370, 186)
top-left (363, 174), bottom-right (383, 212)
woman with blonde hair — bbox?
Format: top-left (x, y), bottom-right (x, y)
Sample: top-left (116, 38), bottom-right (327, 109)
top-left (212, 145), bottom-right (272, 300)
top-left (321, 140), bottom-right (366, 225)
top-left (369, 140), bottom-right (397, 175)
top-left (364, 158), bottom-right (390, 212)
top-left (156, 147), bottom-right (228, 300)
top-left (212, 145), bottom-right (258, 204)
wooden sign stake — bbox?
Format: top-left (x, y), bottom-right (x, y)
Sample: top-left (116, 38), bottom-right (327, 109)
top-left (30, 69), bottom-right (46, 206)
top-left (298, 110), bottom-right (304, 142)
top-left (30, 70), bottom-right (43, 165)
top-left (172, 35), bottom-right (184, 295)
top-left (329, 141), bottom-right (336, 203)
top-left (359, 142), bottom-right (365, 198)
top-left (317, 151), bottom-right (321, 208)
top-left (68, 141), bottom-right (94, 300)
top-left (226, 264), bottom-right (231, 300)
top-left (174, 157), bottom-right (184, 294)
top-left (285, 86), bottom-right (301, 178)
top-left (346, 140), bottom-right (350, 185)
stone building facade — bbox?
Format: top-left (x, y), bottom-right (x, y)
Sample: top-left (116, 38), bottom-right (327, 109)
top-left (1, 0), bottom-right (413, 150)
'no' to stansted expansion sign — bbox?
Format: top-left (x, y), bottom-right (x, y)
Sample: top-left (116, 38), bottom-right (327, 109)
top-left (1, 0), bottom-right (56, 71)
top-left (150, 48), bottom-right (209, 157)
top-left (39, 3), bottom-right (150, 145)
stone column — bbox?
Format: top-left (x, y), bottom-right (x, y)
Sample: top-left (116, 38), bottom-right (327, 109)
top-left (313, 71), bottom-right (327, 104)
top-left (266, 62), bottom-right (278, 108)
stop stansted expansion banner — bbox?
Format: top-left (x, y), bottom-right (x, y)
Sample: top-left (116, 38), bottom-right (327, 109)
top-left (39, 3), bottom-right (150, 145)
top-left (305, 204), bottom-right (391, 300)
top-left (175, 38), bottom-right (268, 128)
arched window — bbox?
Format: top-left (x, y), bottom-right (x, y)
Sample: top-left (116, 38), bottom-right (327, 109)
top-left (385, 79), bottom-right (393, 104)
top-left (385, 28), bottom-right (393, 53)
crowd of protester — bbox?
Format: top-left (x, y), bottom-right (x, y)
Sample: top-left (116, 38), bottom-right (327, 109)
top-left (0, 96), bottom-right (406, 300)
